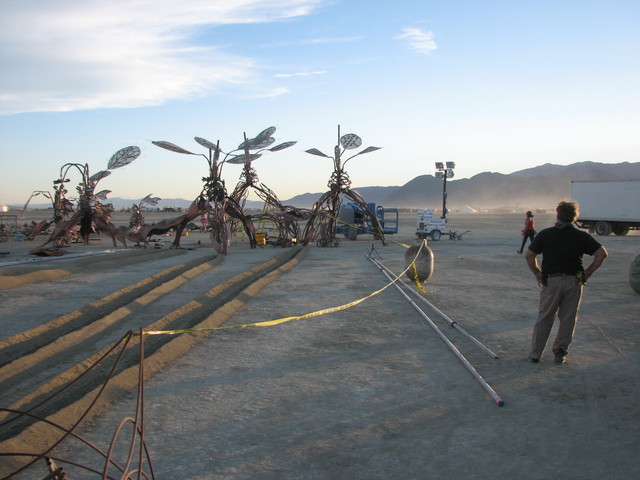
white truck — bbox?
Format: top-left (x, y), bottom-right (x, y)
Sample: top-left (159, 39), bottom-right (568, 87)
top-left (571, 180), bottom-right (640, 236)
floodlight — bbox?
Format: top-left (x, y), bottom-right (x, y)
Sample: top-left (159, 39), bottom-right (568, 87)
top-left (435, 162), bottom-right (444, 170)
top-left (436, 171), bottom-right (445, 179)
top-left (446, 161), bottom-right (456, 169)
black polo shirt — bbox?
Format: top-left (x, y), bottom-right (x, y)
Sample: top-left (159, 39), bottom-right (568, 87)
top-left (528, 225), bottom-right (602, 275)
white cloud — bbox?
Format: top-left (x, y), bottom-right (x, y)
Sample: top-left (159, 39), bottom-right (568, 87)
top-left (260, 36), bottom-right (362, 48)
top-left (0, 0), bottom-right (322, 115)
top-left (395, 27), bottom-right (438, 55)
top-left (273, 71), bottom-right (327, 78)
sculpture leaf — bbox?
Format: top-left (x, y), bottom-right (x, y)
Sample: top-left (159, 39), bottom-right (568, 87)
top-left (89, 170), bottom-right (111, 183)
top-left (226, 153), bottom-right (262, 164)
top-left (194, 137), bottom-right (219, 151)
top-left (152, 141), bottom-right (195, 155)
top-left (358, 146), bottom-right (381, 155)
top-left (95, 190), bottom-right (111, 200)
top-left (108, 146), bottom-right (141, 170)
top-left (270, 141), bottom-right (297, 152)
top-left (340, 133), bottom-right (362, 150)
top-left (238, 136), bottom-right (275, 150)
top-left (305, 148), bottom-right (331, 158)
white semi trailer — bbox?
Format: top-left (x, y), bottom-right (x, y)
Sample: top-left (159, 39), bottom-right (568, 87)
top-left (571, 180), bottom-right (640, 236)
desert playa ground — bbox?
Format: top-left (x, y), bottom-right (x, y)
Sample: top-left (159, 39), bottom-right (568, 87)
top-left (0, 211), bottom-right (639, 479)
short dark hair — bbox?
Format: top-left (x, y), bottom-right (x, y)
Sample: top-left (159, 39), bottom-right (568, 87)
top-left (557, 201), bottom-right (579, 222)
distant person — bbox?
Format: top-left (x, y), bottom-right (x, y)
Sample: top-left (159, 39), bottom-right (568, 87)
top-left (517, 211), bottom-right (536, 254)
top-left (525, 201), bottom-right (607, 364)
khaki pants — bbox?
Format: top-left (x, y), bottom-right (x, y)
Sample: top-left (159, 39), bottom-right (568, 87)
top-left (530, 276), bottom-right (583, 360)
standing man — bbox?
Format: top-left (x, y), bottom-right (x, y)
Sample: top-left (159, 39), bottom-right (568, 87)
top-left (525, 201), bottom-right (608, 364)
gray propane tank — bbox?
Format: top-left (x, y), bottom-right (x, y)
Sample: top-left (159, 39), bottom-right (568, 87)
top-left (404, 240), bottom-right (434, 282)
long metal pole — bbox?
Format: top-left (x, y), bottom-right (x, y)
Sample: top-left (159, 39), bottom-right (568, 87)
top-left (442, 173), bottom-right (447, 219)
top-left (369, 255), bottom-right (499, 359)
top-left (367, 254), bottom-right (505, 407)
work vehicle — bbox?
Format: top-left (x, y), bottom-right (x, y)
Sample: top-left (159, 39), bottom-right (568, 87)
top-left (336, 202), bottom-right (399, 240)
top-left (415, 209), bottom-right (448, 241)
top-left (571, 180), bottom-right (640, 236)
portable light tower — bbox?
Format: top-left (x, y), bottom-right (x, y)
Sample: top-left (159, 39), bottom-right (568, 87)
top-left (435, 161), bottom-right (455, 218)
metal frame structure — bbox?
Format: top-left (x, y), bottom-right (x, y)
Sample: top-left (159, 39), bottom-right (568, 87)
top-left (153, 127), bottom-right (296, 254)
top-left (302, 126), bottom-right (384, 247)
top-left (30, 147), bottom-right (141, 254)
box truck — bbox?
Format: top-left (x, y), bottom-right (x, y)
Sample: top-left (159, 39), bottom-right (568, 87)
top-left (571, 180), bottom-right (640, 236)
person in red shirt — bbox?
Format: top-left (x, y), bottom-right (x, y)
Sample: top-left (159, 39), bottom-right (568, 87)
top-left (517, 211), bottom-right (536, 254)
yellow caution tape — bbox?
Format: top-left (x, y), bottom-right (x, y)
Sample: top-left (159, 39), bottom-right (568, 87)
top-left (140, 241), bottom-right (427, 337)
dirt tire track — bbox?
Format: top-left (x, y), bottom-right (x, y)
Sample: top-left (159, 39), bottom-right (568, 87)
top-left (0, 254), bottom-right (222, 399)
top-left (0, 253), bottom-right (222, 368)
top-left (0, 248), bottom-right (187, 290)
top-left (0, 246), bottom-right (307, 470)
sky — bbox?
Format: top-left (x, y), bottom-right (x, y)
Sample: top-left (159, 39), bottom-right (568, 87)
top-left (1, 0), bottom-right (639, 206)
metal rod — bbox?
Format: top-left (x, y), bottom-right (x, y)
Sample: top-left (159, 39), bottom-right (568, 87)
top-left (369, 255), bottom-right (499, 359)
top-left (367, 254), bottom-right (505, 407)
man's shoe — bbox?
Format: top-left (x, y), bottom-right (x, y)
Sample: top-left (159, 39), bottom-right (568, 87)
top-left (530, 358), bottom-right (539, 364)
top-left (554, 351), bottom-right (567, 364)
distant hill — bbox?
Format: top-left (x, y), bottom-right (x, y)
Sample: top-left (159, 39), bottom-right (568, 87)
top-left (283, 186), bottom-right (397, 209)
top-left (16, 161), bottom-right (640, 212)
top-left (285, 161), bottom-right (640, 210)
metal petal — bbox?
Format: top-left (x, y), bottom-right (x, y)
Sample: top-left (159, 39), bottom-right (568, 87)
top-left (152, 141), bottom-right (195, 155)
top-left (270, 141), bottom-right (297, 151)
top-left (340, 133), bottom-right (362, 150)
top-left (194, 137), bottom-right (219, 151)
top-left (95, 190), bottom-right (111, 200)
top-left (305, 148), bottom-right (331, 158)
top-left (238, 136), bottom-right (275, 150)
top-left (226, 153), bottom-right (263, 164)
top-left (89, 170), bottom-right (111, 183)
top-left (108, 146), bottom-right (141, 170)
top-left (358, 146), bottom-right (381, 155)
top-left (254, 126), bottom-right (276, 141)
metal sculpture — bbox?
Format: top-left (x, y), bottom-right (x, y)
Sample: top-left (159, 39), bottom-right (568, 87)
top-left (1, 331), bottom-right (156, 479)
top-left (129, 193), bottom-right (161, 230)
top-left (30, 146), bottom-right (141, 254)
top-left (119, 194), bottom-right (163, 247)
top-left (229, 128), bottom-right (310, 246)
top-left (301, 126), bottom-right (384, 247)
top-left (152, 127), bottom-right (296, 254)
top-left (125, 197), bottom-right (206, 248)
top-left (20, 191), bottom-right (55, 240)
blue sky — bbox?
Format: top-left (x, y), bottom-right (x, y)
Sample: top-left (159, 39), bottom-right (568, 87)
top-left (1, 0), bottom-right (638, 206)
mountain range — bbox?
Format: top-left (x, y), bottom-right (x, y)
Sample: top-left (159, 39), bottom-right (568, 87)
top-left (285, 161), bottom-right (640, 210)
top-left (16, 161), bottom-right (640, 212)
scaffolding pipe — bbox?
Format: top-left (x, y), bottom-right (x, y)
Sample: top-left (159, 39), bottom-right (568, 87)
top-left (367, 254), bottom-right (505, 407)
top-left (369, 254), bottom-right (499, 359)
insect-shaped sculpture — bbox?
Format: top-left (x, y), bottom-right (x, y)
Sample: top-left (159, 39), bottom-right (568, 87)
top-left (229, 128), bottom-right (309, 246)
top-left (153, 127), bottom-right (296, 254)
top-left (20, 191), bottom-right (55, 240)
top-left (302, 126), bottom-right (384, 247)
top-left (129, 194), bottom-right (161, 230)
top-left (30, 146), bottom-right (141, 254)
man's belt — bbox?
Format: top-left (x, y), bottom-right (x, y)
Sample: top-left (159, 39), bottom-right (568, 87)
top-left (547, 273), bottom-right (577, 278)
